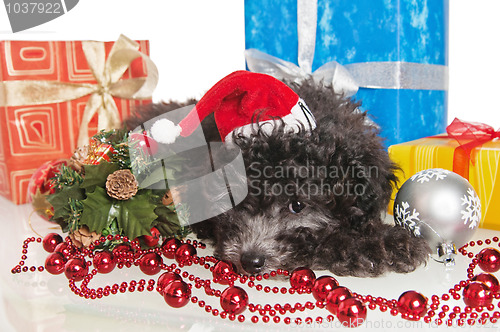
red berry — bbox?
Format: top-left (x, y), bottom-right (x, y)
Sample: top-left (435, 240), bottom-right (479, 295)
top-left (42, 233), bottom-right (63, 253)
top-left (142, 227), bottom-right (160, 247)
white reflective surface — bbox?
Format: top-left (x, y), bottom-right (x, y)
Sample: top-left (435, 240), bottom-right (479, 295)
top-left (0, 196), bottom-right (497, 331)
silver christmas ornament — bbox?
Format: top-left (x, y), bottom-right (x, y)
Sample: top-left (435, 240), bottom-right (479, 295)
top-left (393, 168), bottom-right (481, 266)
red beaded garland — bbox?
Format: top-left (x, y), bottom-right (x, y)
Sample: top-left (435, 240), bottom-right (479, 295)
top-left (161, 238), bottom-right (181, 259)
top-left (163, 280), bottom-right (191, 308)
top-left (139, 253), bottom-right (163, 275)
top-left (337, 298), bottom-right (367, 328)
top-left (212, 260), bottom-right (236, 285)
top-left (312, 275), bottom-right (339, 302)
top-left (15, 233), bottom-right (500, 327)
top-left (54, 242), bottom-right (72, 258)
top-left (42, 233), bottom-right (63, 253)
top-left (175, 243), bottom-right (197, 264)
top-left (220, 286), bottom-right (249, 314)
top-left (93, 251), bottom-right (116, 274)
top-left (112, 243), bottom-right (133, 258)
top-left (472, 274), bottom-right (500, 294)
top-left (397, 291), bottom-right (428, 319)
top-left (64, 258), bottom-right (88, 282)
top-left (325, 286), bottom-right (352, 315)
top-left (289, 267), bottom-right (316, 291)
top-left (477, 248), bottom-right (500, 273)
top-left (463, 282), bottom-right (493, 308)
top-left (157, 272), bottom-right (182, 295)
top-left (44, 252), bottom-right (67, 275)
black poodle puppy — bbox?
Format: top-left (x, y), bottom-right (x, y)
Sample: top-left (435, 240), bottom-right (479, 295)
top-left (126, 79), bottom-right (430, 277)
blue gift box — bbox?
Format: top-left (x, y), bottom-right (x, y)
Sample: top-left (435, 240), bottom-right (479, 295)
top-left (245, 0), bottom-right (448, 147)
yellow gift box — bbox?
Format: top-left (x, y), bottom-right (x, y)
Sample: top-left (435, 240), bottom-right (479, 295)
top-left (388, 119), bottom-right (500, 230)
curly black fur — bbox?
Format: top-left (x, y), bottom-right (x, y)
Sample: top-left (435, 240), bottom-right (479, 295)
top-left (126, 80), bottom-right (430, 277)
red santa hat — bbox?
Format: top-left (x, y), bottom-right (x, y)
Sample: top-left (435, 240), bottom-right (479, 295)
top-left (150, 70), bottom-right (316, 144)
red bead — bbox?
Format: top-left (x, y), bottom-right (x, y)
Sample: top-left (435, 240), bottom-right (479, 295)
top-left (289, 267), bottom-right (316, 291)
top-left (472, 273), bottom-right (500, 294)
top-left (129, 133), bottom-right (159, 155)
top-left (163, 280), bottom-right (191, 308)
top-left (139, 253), bottom-right (163, 275)
top-left (64, 258), bottom-right (88, 282)
top-left (477, 248), bottom-right (500, 273)
top-left (157, 272), bottom-right (182, 295)
top-left (112, 243), bottom-right (133, 258)
top-left (93, 251), bottom-right (116, 274)
top-left (220, 286), bottom-right (249, 314)
top-left (44, 252), bottom-right (67, 275)
top-left (397, 291), bottom-right (428, 319)
top-left (175, 243), bottom-right (197, 264)
top-left (463, 282), bottom-right (493, 308)
top-left (325, 286), bottom-right (352, 315)
top-left (212, 260), bottom-right (236, 285)
top-left (312, 275), bottom-right (339, 301)
top-left (141, 227), bottom-right (160, 247)
top-left (42, 233), bottom-right (63, 253)
top-left (54, 242), bottom-right (72, 258)
top-left (337, 298), bottom-right (367, 328)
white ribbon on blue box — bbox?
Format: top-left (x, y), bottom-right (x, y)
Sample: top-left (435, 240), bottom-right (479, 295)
top-left (245, 0), bottom-right (449, 147)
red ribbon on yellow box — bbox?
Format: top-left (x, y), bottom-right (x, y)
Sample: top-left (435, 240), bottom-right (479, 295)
top-left (445, 118), bottom-right (500, 180)
top-left (388, 119), bottom-right (500, 230)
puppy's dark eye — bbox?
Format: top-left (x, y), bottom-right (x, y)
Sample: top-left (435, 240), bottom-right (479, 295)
top-left (289, 201), bottom-right (306, 214)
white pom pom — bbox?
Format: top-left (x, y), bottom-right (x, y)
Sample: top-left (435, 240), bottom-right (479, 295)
top-left (150, 119), bottom-right (182, 144)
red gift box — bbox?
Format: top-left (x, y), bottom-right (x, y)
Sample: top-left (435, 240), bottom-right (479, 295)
top-left (0, 35), bottom-right (157, 204)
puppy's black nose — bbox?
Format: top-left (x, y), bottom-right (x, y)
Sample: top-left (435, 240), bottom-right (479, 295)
top-left (240, 252), bottom-right (266, 274)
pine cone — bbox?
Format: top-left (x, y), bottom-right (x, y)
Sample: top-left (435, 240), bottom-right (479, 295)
top-left (69, 145), bottom-right (89, 173)
top-left (69, 225), bottom-right (101, 248)
top-left (106, 169), bottom-right (138, 200)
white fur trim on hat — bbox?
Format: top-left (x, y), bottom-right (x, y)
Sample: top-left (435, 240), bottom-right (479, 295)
top-left (150, 118), bottom-right (182, 144)
top-left (224, 98), bottom-right (316, 144)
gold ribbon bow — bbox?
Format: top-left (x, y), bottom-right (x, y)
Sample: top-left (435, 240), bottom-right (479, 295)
top-left (0, 34), bottom-right (159, 147)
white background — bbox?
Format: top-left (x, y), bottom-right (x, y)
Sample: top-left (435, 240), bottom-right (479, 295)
top-left (0, 0), bottom-right (499, 128)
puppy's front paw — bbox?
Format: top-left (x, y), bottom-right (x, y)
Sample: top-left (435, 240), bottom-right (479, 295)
top-left (384, 226), bottom-right (431, 273)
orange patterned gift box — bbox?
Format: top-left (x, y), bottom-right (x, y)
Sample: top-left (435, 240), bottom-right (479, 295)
top-left (0, 35), bottom-right (157, 204)
top-left (388, 119), bottom-right (500, 230)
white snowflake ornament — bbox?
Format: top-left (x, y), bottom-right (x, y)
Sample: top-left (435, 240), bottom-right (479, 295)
top-left (394, 168), bottom-right (480, 266)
